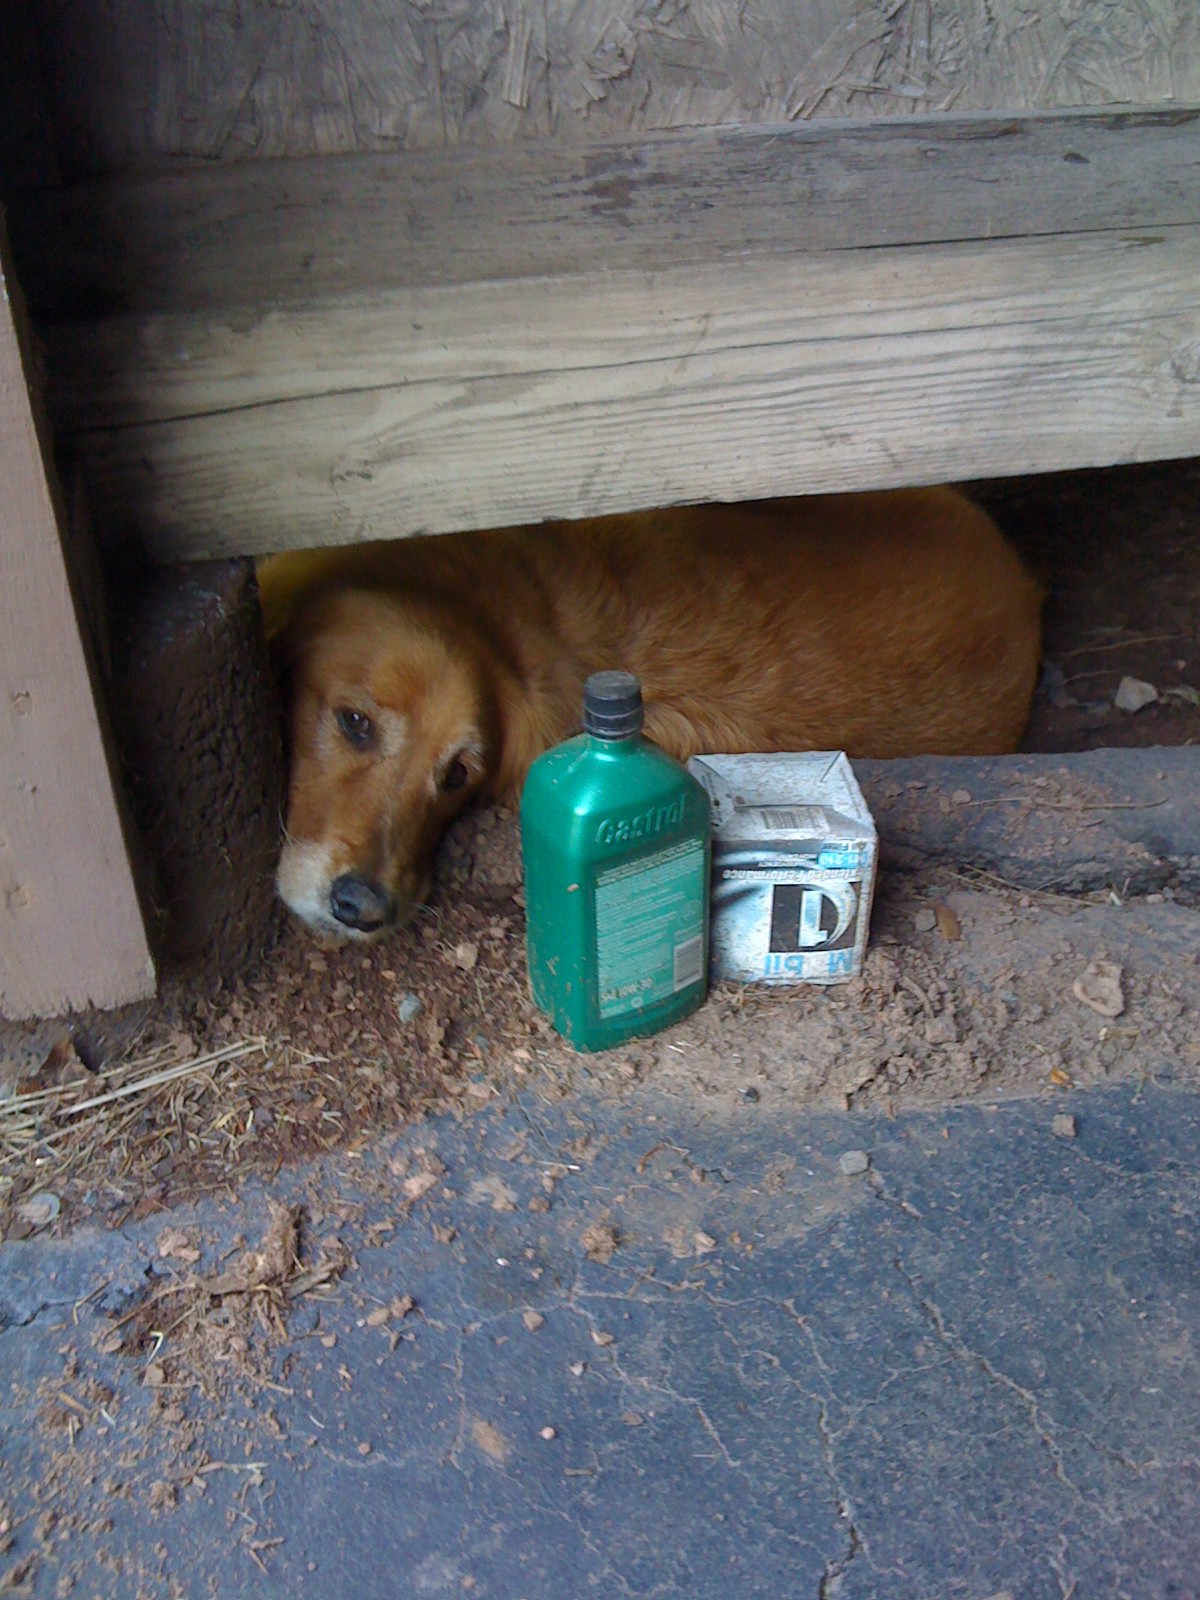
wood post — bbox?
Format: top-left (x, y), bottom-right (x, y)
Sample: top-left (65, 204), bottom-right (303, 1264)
top-left (0, 240), bottom-right (154, 1018)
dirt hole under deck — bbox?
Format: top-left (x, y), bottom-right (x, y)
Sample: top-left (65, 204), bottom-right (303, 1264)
top-left (1, 457), bottom-right (1198, 1239)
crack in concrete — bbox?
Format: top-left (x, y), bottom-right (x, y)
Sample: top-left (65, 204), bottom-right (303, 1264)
top-left (1059, 1140), bottom-right (1179, 1188)
top-left (564, 1295), bottom-right (747, 1478)
top-left (869, 1165), bottom-right (1156, 1481)
top-left (782, 1298), bottom-right (836, 1385)
top-left (711, 1303), bottom-right (874, 1594)
top-left (813, 1393), bottom-right (864, 1600)
top-left (1051, 1528), bottom-right (1079, 1599)
top-left (891, 1256), bottom-right (1122, 1525)
top-left (444, 1327), bottom-right (469, 1473)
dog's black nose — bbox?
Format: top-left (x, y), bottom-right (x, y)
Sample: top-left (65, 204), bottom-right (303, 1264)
top-left (329, 873), bottom-right (396, 932)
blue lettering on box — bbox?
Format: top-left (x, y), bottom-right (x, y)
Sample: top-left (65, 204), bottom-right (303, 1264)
top-left (818, 847), bottom-right (865, 870)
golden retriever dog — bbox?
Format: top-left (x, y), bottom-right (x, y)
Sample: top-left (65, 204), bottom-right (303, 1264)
top-left (258, 489), bottom-right (1041, 939)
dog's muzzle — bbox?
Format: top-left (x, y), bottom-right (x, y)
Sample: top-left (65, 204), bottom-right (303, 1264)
top-left (328, 873), bottom-right (397, 933)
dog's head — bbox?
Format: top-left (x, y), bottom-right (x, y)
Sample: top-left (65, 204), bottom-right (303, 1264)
top-left (273, 589), bottom-right (499, 939)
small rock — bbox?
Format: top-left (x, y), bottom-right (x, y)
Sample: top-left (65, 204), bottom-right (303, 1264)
top-left (1114, 676), bottom-right (1158, 713)
top-left (539, 1426), bottom-right (557, 1441)
top-left (591, 1330), bottom-right (615, 1347)
top-left (621, 1411), bottom-right (645, 1427)
top-left (320, 1333), bottom-right (338, 1349)
top-left (143, 1362), bottom-right (167, 1389)
top-left (933, 902), bottom-right (961, 941)
top-left (15, 1192), bottom-right (60, 1230)
top-left (1052, 1113), bottom-right (1077, 1139)
top-left (396, 992), bottom-right (423, 1025)
top-left (838, 1149), bottom-right (870, 1176)
top-left (569, 1361), bottom-right (587, 1376)
top-left (1039, 661), bottom-right (1076, 711)
top-left (913, 907), bottom-right (937, 933)
top-left (1072, 960), bottom-right (1125, 1019)
top-left (692, 1231), bottom-right (717, 1254)
top-left (448, 941), bottom-right (479, 971)
top-left (358, 1441), bottom-right (372, 1456)
top-left (950, 788), bottom-right (973, 805)
top-left (522, 1310), bottom-right (545, 1332)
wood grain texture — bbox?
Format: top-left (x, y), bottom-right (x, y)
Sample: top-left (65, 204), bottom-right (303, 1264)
top-left (14, 108), bottom-right (1200, 322)
top-left (67, 226), bottom-right (1200, 562)
top-left (0, 251), bottom-right (154, 1019)
top-left (31, 0), bottom-right (1200, 176)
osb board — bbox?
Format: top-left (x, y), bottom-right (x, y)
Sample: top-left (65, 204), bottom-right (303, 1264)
top-left (32, 0), bottom-right (1200, 177)
top-left (0, 249), bottom-right (155, 1019)
top-left (67, 226), bottom-right (1200, 561)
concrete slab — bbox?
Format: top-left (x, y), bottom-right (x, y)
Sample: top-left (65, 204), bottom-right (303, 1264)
top-left (856, 745), bottom-right (1200, 900)
top-left (3, 1077), bottom-right (1200, 1598)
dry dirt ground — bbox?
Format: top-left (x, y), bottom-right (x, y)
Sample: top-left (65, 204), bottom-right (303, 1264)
top-left (1, 459), bottom-right (1198, 1243)
top-left (977, 459), bottom-right (1200, 753)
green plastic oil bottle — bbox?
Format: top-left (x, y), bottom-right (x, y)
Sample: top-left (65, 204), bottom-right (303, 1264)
top-left (521, 670), bottom-right (711, 1052)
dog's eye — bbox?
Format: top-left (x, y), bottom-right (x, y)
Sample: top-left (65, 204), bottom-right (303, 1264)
top-left (441, 757), bottom-right (470, 792)
top-left (335, 706), bottom-right (375, 749)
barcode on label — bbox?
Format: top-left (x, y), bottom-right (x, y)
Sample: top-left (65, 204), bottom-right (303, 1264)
top-left (673, 935), bottom-right (704, 991)
top-left (753, 806), bottom-right (825, 831)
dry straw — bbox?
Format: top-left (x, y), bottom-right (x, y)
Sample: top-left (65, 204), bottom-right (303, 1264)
top-left (0, 1037), bottom-right (273, 1198)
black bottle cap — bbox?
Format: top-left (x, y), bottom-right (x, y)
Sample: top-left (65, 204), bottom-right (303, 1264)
top-left (584, 670), bottom-right (644, 739)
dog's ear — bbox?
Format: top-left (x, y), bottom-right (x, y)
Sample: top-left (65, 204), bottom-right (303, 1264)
top-left (254, 578), bottom-right (341, 736)
top-left (255, 549), bottom-right (347, 645)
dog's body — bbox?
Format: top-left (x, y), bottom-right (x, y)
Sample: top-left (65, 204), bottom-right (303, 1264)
top-left (260, 489), bottom-right (1042, 938)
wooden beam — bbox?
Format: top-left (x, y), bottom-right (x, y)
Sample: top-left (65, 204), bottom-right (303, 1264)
top-left (64, 225), bottom-right (1200, 561)
top-left (0, 242), bottom-right (154, 1018)
top-left (7, 108), bottom-right (1200, 563)
top-left (11, 108), bottom-right (1200, 316)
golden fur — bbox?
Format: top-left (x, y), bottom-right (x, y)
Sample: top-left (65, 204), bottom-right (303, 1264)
top-left (259, 489), bottom-right (1042, 938)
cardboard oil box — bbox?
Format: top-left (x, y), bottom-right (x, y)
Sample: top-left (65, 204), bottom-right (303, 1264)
top-left (686, 753), bottom-right (877, 985)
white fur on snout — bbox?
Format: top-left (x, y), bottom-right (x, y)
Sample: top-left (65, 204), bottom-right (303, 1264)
top-left (276, 839), bottom-right (359, 939)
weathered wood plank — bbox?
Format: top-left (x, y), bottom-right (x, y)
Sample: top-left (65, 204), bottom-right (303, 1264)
top-left (0, 248), bottom-right (155, 1019)
top-left (40, 210), bottom-right (1200, 431)
top-left (12, 108), bottom-right (1200, 320)
top-left (70, 226), bottom-right (1200, 562)
top-left (30, 0), bottom-right (1200, 175)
